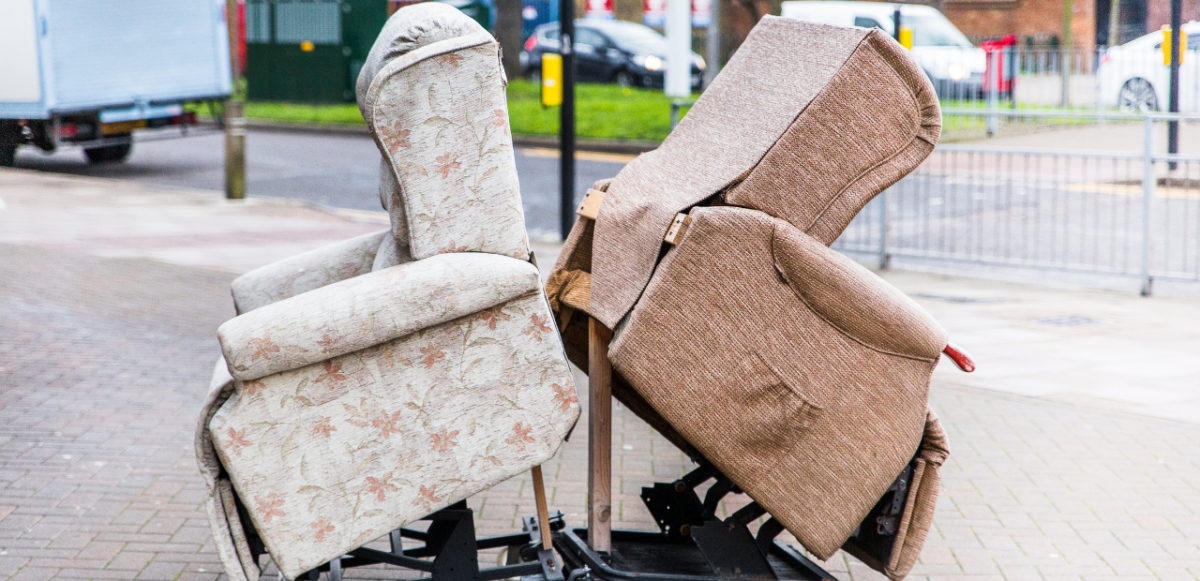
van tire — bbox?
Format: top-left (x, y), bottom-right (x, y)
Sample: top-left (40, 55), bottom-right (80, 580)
top-left (84, 141), bottom-right (133, 164)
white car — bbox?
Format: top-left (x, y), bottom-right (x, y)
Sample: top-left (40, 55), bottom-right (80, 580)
top-left (780, 1), bottom-right (986, 98)
top-left (1099, 22), bottom-right (1200, 111)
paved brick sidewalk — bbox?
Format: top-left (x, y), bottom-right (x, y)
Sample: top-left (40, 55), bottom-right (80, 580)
top-left (1, 170), bottom-right (1199, 581)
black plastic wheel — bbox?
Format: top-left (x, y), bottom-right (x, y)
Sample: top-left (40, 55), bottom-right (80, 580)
top-left (84, 141), bottom-right (132, 164)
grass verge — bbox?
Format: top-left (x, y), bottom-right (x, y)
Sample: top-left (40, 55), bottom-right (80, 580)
top-left (232, 80), bottom-right (681, 142)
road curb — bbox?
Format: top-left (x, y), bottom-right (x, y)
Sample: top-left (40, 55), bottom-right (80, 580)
top-left (226, 119), bottom-right (660, 154)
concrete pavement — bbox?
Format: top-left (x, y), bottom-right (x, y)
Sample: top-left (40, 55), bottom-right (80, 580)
top-left (1, 168), bottom-right (1198, 580)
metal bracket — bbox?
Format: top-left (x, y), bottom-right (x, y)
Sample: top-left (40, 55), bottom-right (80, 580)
top-left (690, 503), bottom-right (776, 580)
top-left (640, 462), bottom-right (717, 538)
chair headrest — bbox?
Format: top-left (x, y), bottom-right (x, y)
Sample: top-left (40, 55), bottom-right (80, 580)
top-left (360, 4), bottom-right (530, 261)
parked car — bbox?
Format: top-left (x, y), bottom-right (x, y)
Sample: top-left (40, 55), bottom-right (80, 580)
top-left (780, 1), bottom-right (986, 98)
top-left (1098, 21), bottom-right (1200, 111)
top-left (520, 19), bottom-right (705, 90)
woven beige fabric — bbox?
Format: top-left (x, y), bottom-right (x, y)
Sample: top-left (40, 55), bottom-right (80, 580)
top-left (885, 410), bottom-right (950, 579)
top-left (545, 16), bottom-right (953, 577)
top-left (197, 6), bottom-right (579, 580)
top-left (725, 32), bottom-right (941, 245)
top-left (589, 22), bottom-right (937, 329)
top-left (608, 207), bottom-right (945, 559)
top-left (589, 17), bottom-right (868, 328)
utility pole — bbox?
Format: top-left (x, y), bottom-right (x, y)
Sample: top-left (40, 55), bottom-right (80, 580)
top-left (559, 0), bottom-right (576, 239)
top-left (705, 0), bottom-right (721, 87)
top-left (1061, 0), bottom-right (1072, 107)
top-left (225, 0), bottom-right (246, 200)
top-left (1169, 0), bottom-right (1182, 167)
top-left (1107, 0), bottom-right (1121, 47)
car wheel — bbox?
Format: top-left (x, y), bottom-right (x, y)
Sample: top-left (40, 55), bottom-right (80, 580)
top-left (0, 146), bottom-right (15, 167)
top-left (529, 70), bottom-right (542, 85)
top-left (84, 140), bottom-right (133, 164)
top-left (613, 70), bottom-right (633, 88)
top-left (1118, 78), bottom-right (1159, 112)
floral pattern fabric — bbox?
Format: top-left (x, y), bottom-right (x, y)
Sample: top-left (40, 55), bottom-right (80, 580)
top-left (368, 40), bottom-right (530, 262)
top-left (231, 230), bottom-right (390, 315)
top-left (219, 253), bottom-right (542, 382)
top-left (209, 293), bottom-right (577, 579)
top-left (198, 11), bottom-right (580, 581)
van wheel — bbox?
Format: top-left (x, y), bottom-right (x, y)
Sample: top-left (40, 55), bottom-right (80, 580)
top-left (1118, 78), bottom-right (1159, 112)
top-left (0, 146), bottom-right (15, 167)
top-left (84, 141), bottom-right (132, 164)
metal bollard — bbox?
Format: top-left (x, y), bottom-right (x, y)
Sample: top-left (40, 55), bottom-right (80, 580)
top-left (1140, 115), bottom-right (1155, 296)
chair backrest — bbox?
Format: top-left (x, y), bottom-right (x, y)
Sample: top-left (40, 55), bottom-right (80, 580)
top-left (358, 3), bottom-right (530, 262)
top-left (587, 17), bottom-right (940, 328)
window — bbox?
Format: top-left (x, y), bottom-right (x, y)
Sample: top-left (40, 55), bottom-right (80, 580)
top-left (575, 28), bottom-right (608, 49)
top-left (274, 0), bottom-right (341, 45)
top-left (854, 17), bottom-right (884, 30)
top-left (246, 0), bottom-right (271, 43)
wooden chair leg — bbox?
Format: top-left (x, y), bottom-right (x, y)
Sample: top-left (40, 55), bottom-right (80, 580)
top-left (531, 465), bottom-right (553, 551)
top-left (588, 317), bottom-right (613, 552)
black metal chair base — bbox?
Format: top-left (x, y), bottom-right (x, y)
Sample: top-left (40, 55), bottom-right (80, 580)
top-left (294, 501), bottom-right (566, 581)
top-left (554, 529), bottom-right (836, 581)
top-left (552, 462), bottom-right (838, 581)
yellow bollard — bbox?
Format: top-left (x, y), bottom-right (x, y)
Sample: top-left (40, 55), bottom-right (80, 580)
top-left (1162, 25), bottom-right (1186, 65)
top-left (541, 53), bottom-right (563, 107)
top-left (898, 26), bottom-right (913, 50)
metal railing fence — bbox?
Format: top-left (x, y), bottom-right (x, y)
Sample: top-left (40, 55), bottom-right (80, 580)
top-left (832, 111), bottom-right (1200, 295)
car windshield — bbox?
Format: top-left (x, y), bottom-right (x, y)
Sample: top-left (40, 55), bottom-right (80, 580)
top-left (592, 21), bottom-right (668, 53)
top-left (904, 13), bottom-right (973, 48)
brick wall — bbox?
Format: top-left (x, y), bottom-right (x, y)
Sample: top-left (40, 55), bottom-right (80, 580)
top-left (1145, 0), bottom-right (1200, 35)
top-left (944, 0), bottom-right (1096, 49)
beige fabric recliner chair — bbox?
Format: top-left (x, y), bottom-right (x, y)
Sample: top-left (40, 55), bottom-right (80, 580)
top-left (196, 6), bottom-right (580, 580)
top-left (547, 17), bottom-right (965, 580)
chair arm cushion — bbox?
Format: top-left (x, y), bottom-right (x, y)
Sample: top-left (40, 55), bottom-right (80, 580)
top-left (770, 223), bottom-right (947, 362)
top-left (218, 252), bottom-right (540, 381)
top-left (230, 229), bottom-right (391, 314)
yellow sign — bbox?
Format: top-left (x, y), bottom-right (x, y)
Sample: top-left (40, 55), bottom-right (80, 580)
top-left (100, 119), bottom-right (146, 135)
top-left (541, 54), bottom-right (563, 107)
top-left (898, 26), bottom-right (913, 50)
top-left (301, 40), bottom-right (315, 52)
top-left (1162, 26), bottom-right (1186, 65)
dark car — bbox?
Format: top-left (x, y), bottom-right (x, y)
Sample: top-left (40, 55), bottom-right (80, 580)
top-left (520, 19), bottom-right (705, 90)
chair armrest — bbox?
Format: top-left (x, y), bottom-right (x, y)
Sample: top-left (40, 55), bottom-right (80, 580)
top-left (218, 252), bottom-right (541, 381)
top-left (231, 229), bottom-right (391, 314)
top-left (770, 223), bottom-right (947, 361)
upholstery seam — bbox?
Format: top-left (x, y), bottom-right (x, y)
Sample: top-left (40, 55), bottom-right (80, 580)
top-left (802, 36), bottom-right (922, 235)
top-left (770, 224), bottom-right (938, 364)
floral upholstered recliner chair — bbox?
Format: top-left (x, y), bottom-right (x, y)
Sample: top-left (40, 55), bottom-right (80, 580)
top-left (547, 17), bottom-right (970, 581)
top-left (196, 6), bottom-right (580, 581)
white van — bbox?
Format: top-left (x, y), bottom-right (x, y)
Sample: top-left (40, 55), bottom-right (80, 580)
top-left (780, 1), bottom-right (986, 98)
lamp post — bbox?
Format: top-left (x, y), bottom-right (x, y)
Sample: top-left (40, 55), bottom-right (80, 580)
top-left (224, 0), bottom-right (245, 200)
top-left (559, 0), bottom-right (576, 240)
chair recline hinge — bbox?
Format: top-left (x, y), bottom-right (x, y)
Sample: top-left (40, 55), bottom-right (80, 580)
top-left (664, 213), bottom-right (692, 245)
top-left (576, 188), bottom-right (605, 220)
